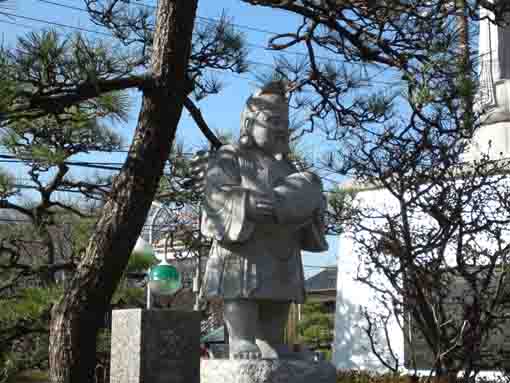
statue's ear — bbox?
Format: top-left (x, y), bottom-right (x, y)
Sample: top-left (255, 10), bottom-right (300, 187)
top-left (244, 117), bottom-right (253, 133)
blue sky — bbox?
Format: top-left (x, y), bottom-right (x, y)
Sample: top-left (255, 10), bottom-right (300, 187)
top-left (0, 0), bottom-right (378, 276)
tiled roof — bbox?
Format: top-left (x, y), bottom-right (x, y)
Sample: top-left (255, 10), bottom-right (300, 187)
top-left (201, 326), bottom-right (224, 343)
top-left (0, 208), bottom-right (29, 222)
top-left (305, 267), bottom-right (337, 291)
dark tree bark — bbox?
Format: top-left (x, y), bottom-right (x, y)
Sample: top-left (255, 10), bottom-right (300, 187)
top-left (48, 1), bottom-right (198, 382)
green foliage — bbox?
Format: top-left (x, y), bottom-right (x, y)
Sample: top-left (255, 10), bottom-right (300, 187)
top-left (0, 47), bottom-right (16, 120)
top-left (0, 169), bottom-right (16, 199)
top-left (12, 29), bottom-right (134, 93)
top-left (0, 287), bottom-right (61, 383)
top-left (96, 329), bottom-right (111, 355)
top-left (191, 13), bottom-right (248, 100)
top-left (1, 338), bottom-right (49, 383)
top-left (126, 252), bottom-right (158, 272)
top-left (1, 29), bottom-right (133, 131)
top-left (93, 91), bottom-right (131, 123)
top-left (298, 302), bottom-right (334, 352)
top-left (7, 370), bottom-right (49, 383)
top-left (335, 371), bottom-right (510, 383)
top-left (336, 371), bottom-right (406, 383)
top-left (327, 186), bottom-right (357, 235)
top-left (60, 213), bottom-right (97, 259)
top-left (112, 285), bottom-right (145, 307)
top-left (0, 287), bottom-right (61, 323)
top-left (3, 112), bottom-right (123, 165)
top-left (0, 283), bottom-right (143, 382)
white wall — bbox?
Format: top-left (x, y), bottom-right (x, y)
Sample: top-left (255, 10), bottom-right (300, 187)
top-left (333, 187), bottom-right (404, 371)
top-left (332, 177), bottom-right (510, 372)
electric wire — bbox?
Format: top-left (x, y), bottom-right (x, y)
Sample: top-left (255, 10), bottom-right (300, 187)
top-left (32, 0), bottom-right (359, 66)
top-left (0, 11), bottom-right (112, 36)
top-left (23, 0), bottom-right (406, 79)
top-left (0, 9), bottom-right (403, 86)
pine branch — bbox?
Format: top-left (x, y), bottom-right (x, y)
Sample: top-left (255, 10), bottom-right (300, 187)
top-left (7, 75), bottom-right (150, 118)
top-left (184, 97), bottom-right (222, 149)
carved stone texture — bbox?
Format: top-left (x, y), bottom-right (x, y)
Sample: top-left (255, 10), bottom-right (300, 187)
top-left (199, 81), bottom-right (329, 359)
top-left (201, 359), bottom-right (337, 383)
top-left (110, 309), bottom-right (200, 383)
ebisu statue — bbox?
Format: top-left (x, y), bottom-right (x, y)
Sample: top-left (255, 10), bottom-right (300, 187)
top-left (198, 81), bottom-right (328, 360)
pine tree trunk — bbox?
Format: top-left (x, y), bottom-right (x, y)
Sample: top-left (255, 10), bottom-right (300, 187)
top-left (48, 1), bottom-right (198, 382)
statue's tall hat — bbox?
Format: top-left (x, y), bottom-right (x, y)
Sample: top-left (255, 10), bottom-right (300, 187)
top-left (240, 81), bottom-right (289, 136)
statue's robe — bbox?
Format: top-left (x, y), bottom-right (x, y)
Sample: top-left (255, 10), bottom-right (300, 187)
top-left (199, 145), bottom-right (328, 303)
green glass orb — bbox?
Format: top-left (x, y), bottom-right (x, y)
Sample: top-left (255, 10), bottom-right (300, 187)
top-left (129, 237), bottom-right (158, 272)
top-left (132, 237), bottom-right (155, 258)
top-left (148, 264), bottom-right (181, 296)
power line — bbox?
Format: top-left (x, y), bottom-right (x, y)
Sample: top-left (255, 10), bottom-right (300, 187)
top-left (0, 150), bottom-right (197, 158)
top-left (36, 0), bottom-right (275, 36)
top-left (0, 11), bottom-right (275, 66)
top-left (0, 18), bottom-right (35, 30)
top-left (9, 182), bottom-right (103, 194)
top-left (0, 157), bottom-right (125, 166)
top-left (49, 0), bottom-right (296, 37)
top-left (0, 155), bottom-right (122, 170)
top-left (1, 8), bottom-right (403, 86)
top-left (0, 151), bottom-right (205, 171)
top-left (0, 16), bottom-right (394, 90)
top-left (0, 11), bottom-right (112, 36)
top-left (32, 0), bottom-right (375, 68)
top-left (33, 0), bottom-right (323, 61)
top-left (36, 0), bottom-right (83, 12)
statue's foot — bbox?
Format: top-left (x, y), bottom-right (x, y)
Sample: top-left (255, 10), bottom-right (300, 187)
top-left (230, 340), bottom-right (262, 360)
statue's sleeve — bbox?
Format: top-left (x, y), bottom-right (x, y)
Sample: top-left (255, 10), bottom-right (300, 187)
top-left (273, 170), bottom-right (329, 252)
top-left (299, 194), bottom-right (329, 252)
top-left (200, 146), bottom-right (255, 243)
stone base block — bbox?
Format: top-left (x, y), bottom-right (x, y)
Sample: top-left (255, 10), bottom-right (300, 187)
top-left (201, 359), bottom-right (336, 383)
top-left (110, 309), bottom-right (200, 383)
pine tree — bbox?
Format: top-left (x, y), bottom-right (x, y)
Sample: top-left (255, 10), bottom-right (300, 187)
top-left (1, 1), bottom-right (246, 381)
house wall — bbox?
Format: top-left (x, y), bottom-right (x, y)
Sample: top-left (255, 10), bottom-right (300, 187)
top-left (333, 182), bottom-right (510, 372)
top-left (333, 187), bottom-right (404, 371)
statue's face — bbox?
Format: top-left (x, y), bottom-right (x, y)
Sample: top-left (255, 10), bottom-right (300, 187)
top-left (250, 108), bottom-right (290, 156)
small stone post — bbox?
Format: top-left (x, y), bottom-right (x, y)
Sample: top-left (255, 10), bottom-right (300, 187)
top-left (110, 309), bottom-right (200, 383)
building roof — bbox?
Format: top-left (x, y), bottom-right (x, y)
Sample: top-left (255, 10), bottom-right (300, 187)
top-left (201, 326), bottom-right (225, 343)
top-left (0, 208), bottom-right (29, 222)
top-left (305, 267), bottom-right (337, 291)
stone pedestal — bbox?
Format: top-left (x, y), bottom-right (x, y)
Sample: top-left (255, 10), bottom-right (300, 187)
top-left (201, 359), bottom-right (336, 383)
top-left (110, 309), bottom-right (200, 383)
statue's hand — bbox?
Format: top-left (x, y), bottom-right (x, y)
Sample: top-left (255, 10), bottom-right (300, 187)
top-left (247, 190), bottom-right (275, 223)
top-left (187, 150), bottom-right (210, 193)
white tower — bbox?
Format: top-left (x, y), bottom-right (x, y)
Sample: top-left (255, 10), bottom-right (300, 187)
top-left (468, 1), bottom-right (510, 160)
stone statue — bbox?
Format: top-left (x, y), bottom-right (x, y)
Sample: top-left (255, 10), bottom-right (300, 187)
top-left (198, 81), bottom-right (328, 360)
